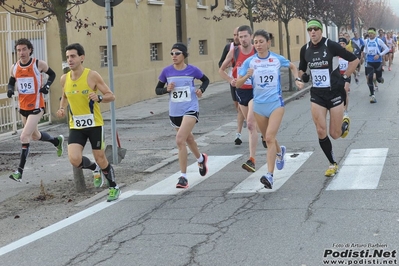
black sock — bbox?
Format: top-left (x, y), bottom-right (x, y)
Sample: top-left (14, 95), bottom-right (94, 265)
top-left (102, 164), bottom-right (117, 187)
top-left (80, 156), bottom-right (97, 170)
top-left (319, 137), bottom-right (335, 164)
top-left (18, 143), bottom-right (30, 175)
top-left (39, 131), bottom-right (58, 146)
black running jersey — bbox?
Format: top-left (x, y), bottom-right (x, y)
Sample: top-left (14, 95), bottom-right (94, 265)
top-left (299, 37), bottom-right (357, 89)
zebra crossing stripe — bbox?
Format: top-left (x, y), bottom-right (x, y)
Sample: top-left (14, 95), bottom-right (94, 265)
top-left (229, 152), bottom-right (313, 193)
top-left (137, 155), bottom-right (242, 195)
top-left (326, 148), bottom-right (388, 190)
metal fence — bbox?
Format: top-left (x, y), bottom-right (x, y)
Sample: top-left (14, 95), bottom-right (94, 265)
top-left (0, 11), bottom-right (50, 135)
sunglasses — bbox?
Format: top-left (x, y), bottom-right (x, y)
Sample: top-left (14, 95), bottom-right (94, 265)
top-left (170, 51), bottom-right (183, 56)
top-left (307, 27), bottom-right (321, 32)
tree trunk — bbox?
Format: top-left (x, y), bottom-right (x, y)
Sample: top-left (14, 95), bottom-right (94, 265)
top-left (73, 166), bottom-right (86, 193)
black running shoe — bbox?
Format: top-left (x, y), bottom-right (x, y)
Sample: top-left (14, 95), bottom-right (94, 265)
top-left (242, 159), bottom-right (255, 172)
top-left (198, 153), bottom-right (208, 176)
top-left (234, 138), bottom-right (242, 145)
top-left (176, 176), bottom-right (189, 188)
top-left (261, 135), bottom-right (267, 149)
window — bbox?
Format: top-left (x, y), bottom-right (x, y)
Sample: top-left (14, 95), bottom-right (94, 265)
top-left (296, 35), bottom-right (300, 44)
top-left (197, 0), bottom-right (207, 9)
top-left (225, 0), bottom-right (234, 10)
top-left (226, 38), bottom-right (233, 44)
top-left (100, 45), bottom-right (118, 67)
top-left (147, 0), bottom-right (164, 5)
top-left (150, 43), bottom-right (163, 61)
top-left (199, 40), bottom-right (208, 55)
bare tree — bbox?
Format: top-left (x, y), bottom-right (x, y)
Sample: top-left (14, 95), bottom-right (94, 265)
top-left (210, 0), bottom-right (272, 31)
top-left (0, 0), bottom-right (105, 73)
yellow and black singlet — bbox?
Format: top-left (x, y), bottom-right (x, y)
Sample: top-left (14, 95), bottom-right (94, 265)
top-left (64, 68), bottom-right (104, 129)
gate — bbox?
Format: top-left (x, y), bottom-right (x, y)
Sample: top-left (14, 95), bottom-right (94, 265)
top-left (0, 11), bottom-right (50, 136)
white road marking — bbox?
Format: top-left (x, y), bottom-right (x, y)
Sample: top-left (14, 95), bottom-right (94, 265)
top-left (229, 152), bottom-right (313, 193)
top-left (137, 155), bottom-right (242, 195)
top-left (0, 190), bottom-right (140, 257)
top-left (326, 148), bottom-right (389, 190)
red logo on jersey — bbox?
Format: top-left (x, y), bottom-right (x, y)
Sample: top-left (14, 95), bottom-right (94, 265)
top-left (269, 58), bottom-right (273, 62)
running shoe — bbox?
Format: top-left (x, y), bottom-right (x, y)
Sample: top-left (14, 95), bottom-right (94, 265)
top-left (56, 135), bottom-right (64, 157)
top-left (377, 77), bottom-right (384, 84)
top-left (374, 86), bottom-right (378, 91)
top-left (389, 67), bottom-right (392, 71)
top-left (325, 163), bottom-right (338, 177)
top-left (355, 77), bottom-right (359, 84)
top-left (370, 95), bottom-right (377, 103)
top-left (276, 146), bottom-right (286, 170)
top-left (261, 135), bottom-right (267, 149)
top-left (198, 153), bottom-right (208, 176)
top-left (341, 116), bottom-right (350, 138)
top-left (176, 176), bottom-right (189, 189)
top-left (242, 159), bottom-right (255, 172)
top-left (107, 187), bottom-right (121, 202)
top-left (234, 137), bottom-right (242, 145)
top-left (9, 171), bottom-right (22, 182)
top-left (93, 170), bottom-right (104, 188)
top-left (260, 173), bottom-right (273, 189)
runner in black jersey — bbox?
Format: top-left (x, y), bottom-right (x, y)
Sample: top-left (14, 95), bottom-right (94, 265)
top-left (298, 18), bottom-right (359, 177)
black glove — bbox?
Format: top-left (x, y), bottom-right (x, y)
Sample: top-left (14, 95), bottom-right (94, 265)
top-left (39, 84), bottom-right (50, 94)
top-left (7, 88), bottom-right (14, 98)
top-left (301, 73), bottom-right (310, 83)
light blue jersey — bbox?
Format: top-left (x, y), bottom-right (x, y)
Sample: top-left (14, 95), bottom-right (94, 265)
top-left (238, 51), bottom-right (290, 103)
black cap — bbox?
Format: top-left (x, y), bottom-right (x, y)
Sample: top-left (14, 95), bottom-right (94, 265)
top-left (171, 42), bottom-right (188, 58)
top-left (338, 37), bottom-right (348, 44)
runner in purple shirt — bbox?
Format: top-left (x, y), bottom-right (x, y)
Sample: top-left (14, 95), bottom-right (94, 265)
top-left (155, 43), bottom-right (210, 189)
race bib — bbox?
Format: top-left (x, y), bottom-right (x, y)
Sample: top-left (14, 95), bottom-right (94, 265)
top-left (255, 69), bottom-right (278, 90)
top-left (17, 77), bottom-right (35, 94)
top-left (339, 58), bottom-right (349, 72)
top-left (72, 114), bottom-right (95, 128)
top-left (171, 86), bottom-right (191, 102)
top-left (310, 69), bottom-right (330, 88)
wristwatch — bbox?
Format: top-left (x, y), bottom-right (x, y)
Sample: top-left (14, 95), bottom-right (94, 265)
top-left (342, 74), bottom-right (350, 82)
top-left (97, 95), bottom-right (103, 103)
top-left (295, 77), bottom-right (302, 82)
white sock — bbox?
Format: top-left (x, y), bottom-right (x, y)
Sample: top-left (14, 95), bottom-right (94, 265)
top-left (197, 154), bottom-right (204, 163)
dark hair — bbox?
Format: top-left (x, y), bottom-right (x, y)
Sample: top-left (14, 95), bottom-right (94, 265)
top-left (65, 43), bottom-right (85, 56)
top-left (253, 29), bottom-right (274, 41)
top-left (368, 27), bottom-right (377, 32)
top-left (15, 38), bottom-right (34, 56)
top-left (171, 42), bottom-right (188, 58)
top-left (238, 25), bottom-right (252, 35)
